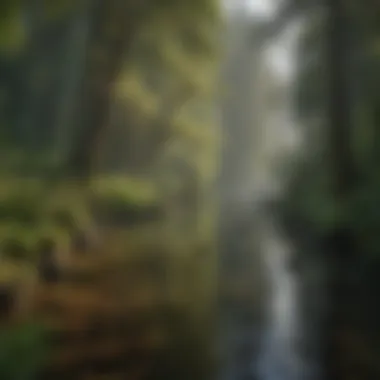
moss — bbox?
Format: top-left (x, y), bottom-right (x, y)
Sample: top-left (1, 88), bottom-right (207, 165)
top-left (0, 260), bottom-right (33, 284)
top-left (44, 186), bottom-right (92, 232)
top-left (1, 237), bottom-right (29, 261)
top-left (0, 221), bottom-right (70, 264)
top-left (89, 176), bottom-right (162, 226)
top-left (90, 176), bottom-right (158, 205)
top-left (0, 196), bottom-right (40, 225)
top-left (0, 2), bottom-right (26, 56)
top-left (0, 224), bottom-right (36, 260)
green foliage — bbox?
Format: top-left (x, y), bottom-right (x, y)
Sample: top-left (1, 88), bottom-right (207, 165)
top-left (0, 175), bottom-right (163, 260)
top-left (344, 174), bottom-right (380, 259)
top-left (90, 176), bottom-right (158, 206)
top-left (111, 0), bottom-right (220, 175)
top-left (0, 179), bottom-right (76, 261)
top-left (0, 321), bottom-right (48, 380)
top-left (0, 221), bottom-right (70, 262)
top-left (0, 196), bottom-right (40, 226)
top-left (0, 0), bottom-right (220, 258)
top-left (1, 236), bottom-right (29, 260)
top-left (90, 176), bottom-right (162, 226)
top-left (0, 0), bottom-right (25, 55)
top-left (0, 149), bottom-right (63, 177)
top-left (290, 1), bottom-right (380, 262)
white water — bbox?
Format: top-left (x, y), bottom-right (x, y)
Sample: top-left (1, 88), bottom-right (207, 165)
top-left (219, 3), bottom-right (318, 380)
top-left (255, 216), bottom-right (310, 380)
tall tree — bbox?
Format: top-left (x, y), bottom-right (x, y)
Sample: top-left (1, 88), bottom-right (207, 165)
top-left (67, 0), bottom-right (147, 179)
top-left (323, 1), bottom-right (357, 379)
top-left (67, 0), bottom-right (219, 180)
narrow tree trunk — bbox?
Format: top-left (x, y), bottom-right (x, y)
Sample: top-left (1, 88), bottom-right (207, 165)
top-left (67, 0), bottom-right (145, 180)
top-left (324, 0), bottom-right (357, 379)
top-left (326, 0), bottom-right (355, 196)
top-left (53, 0), bottom-right (92, 161)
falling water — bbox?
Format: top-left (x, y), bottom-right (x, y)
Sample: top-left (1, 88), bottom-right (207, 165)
top-left (251, 14), bottom-right (323, 380)
top-left (255, 215), bottom-right (309, 380)
top-left (219, 2), bottom-right (323, 380)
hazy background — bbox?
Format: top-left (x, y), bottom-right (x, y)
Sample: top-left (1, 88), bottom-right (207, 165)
top-left (0, 1), bottom-right (379, 380)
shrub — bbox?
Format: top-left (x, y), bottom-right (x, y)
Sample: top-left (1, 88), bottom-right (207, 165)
top-left (0, 321), bottom-right (49, 380)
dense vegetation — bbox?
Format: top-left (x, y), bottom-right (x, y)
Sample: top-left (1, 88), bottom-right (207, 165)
top-left (0, 0), bottom-right (220, 255)
top-left (0, 1), bottom-right (220, 379)
top-left (272, 1), bottom-right (380, 378)
top-left (2, 0), bottom-right (380, 379)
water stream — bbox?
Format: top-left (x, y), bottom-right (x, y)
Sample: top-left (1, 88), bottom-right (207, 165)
top-left (218, 4), bottom-right (321, 380)
top-left (255, 215), bottom-right (308, 380)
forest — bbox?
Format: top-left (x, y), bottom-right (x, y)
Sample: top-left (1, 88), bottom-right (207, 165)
top-left (0, 0), bottom-right (379, 380)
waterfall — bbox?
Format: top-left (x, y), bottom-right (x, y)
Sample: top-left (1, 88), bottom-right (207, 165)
top-left (255, 216), bottom-right (308, 380)
top-left (218, 3), bottom-right (324, 380)
top-left (251, 18), bottom-right (324, 380)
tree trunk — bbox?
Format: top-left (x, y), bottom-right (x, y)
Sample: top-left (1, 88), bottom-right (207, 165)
top-left (324, 0), bottom-right (357, 379)
top-left (67, 0), bottom-right (145, 179)
top-left (53, 0), bottom-right (93, 161)
top-left (326, 0), bottom-right (356, 196)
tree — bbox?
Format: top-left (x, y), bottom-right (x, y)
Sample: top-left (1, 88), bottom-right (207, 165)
top-left (282, 0), bottom-right (380, 378)
top-left (66, 0), bottom-right (220, 180)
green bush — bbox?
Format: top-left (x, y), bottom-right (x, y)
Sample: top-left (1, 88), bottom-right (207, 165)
top-left (0, 321), bottom-right (49, 380)
top-left (90, 176), bottom-right (158, 206)
top-left (90, 176), bottom-right (162, 226)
